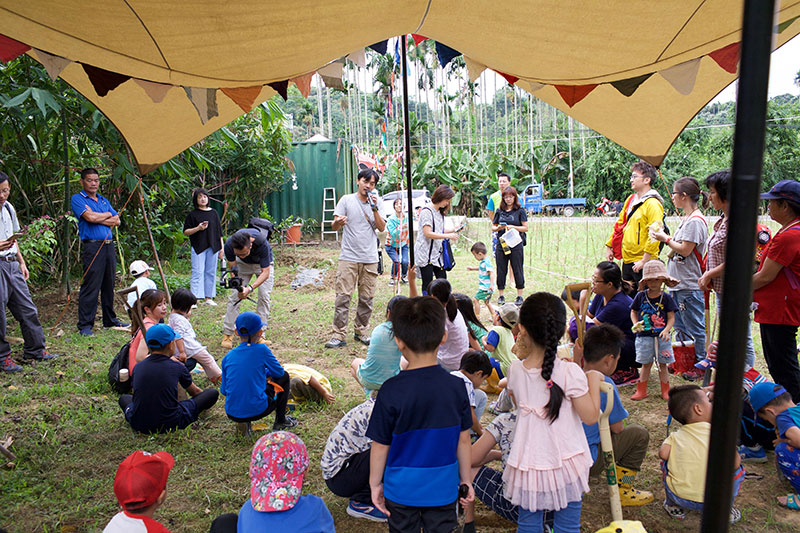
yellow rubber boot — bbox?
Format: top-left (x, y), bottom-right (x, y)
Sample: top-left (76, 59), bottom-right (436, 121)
top-left (221, 334), bottom-right (233, 349)
top-left (616, 465), bottom-right (654, 506)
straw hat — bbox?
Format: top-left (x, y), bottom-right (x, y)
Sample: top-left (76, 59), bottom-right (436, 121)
top-left (638, 259), bottom-right (678, 290)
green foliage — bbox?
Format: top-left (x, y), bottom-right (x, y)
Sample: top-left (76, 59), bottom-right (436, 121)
top-left (16, 214), bottom-right (68, 283)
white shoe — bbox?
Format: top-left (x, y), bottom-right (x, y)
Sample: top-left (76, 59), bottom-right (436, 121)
top-left (191, 304), bottom-right (198, 309)
top-left (205, 299), bottom-right (217, 307)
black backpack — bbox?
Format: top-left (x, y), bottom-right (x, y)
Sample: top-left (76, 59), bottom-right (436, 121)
top-left (108, 339), bottom-right (133, 394)
top-left (249, 217), bottom-right (275, 241)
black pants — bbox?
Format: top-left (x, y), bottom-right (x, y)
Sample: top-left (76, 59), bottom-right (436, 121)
top-left (622, 262), bottom-right (643, 288)
top-left (495, 244), bottom-right (524, 290)
top-left (209, 513), bottom-right (237, 533)
top-left (77, 240), bottom-right (118, 329)
top-left (325, 449), bottom-right (372, 505)
top-left (419, 264), bottom-right (446, 295)
top-left (226, 371), bottom-right (290, 425)
top-left (385, 499), bottom-right (457, 533)
top-left (760, 323), bottom-right (800, 403)
top-left (118, 388), bottom-right (218, 431)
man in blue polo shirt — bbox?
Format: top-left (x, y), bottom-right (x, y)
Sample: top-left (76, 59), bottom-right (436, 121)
top-left (70, 168), bottom-right (128, 336)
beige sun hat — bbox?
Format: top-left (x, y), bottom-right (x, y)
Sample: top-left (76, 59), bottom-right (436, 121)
top-left (638, 259), bottom-right (679, 290)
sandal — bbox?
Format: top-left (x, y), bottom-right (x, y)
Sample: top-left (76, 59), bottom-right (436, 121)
top-left (777, 493), bottom-right (800, 510)
top-left (663, 500), bottom-right (686, 519)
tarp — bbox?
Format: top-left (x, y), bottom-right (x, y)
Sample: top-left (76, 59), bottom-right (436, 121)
top-left (1, 1), bottom-right (799, 172)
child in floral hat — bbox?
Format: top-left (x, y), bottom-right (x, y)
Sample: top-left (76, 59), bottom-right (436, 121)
top-left (237, 431), bottom-right (334, 532)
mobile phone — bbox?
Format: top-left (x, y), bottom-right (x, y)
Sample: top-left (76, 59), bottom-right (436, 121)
top-left (9, 232), bottom-right (23, 240)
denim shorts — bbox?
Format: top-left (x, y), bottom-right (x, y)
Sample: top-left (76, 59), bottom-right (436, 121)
top-left (635, 335), bottom-right (675, 365)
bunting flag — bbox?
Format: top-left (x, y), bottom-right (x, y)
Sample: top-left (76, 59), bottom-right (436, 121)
top-left (708, 42), bottom-right (740, 74)
top-left (290, 73), bottom-right (313, 98)
top-left (777, 15), bottom-right (799, 33)
top-left (318, 61), bottom-right (344, 90)
top-left (0, 34), bottom-right (30, 63)
top-left (463, 56), bottom-right (486, 82)
top-left (346, 48), bottom-right (366, 68)
top-left (554, 84), bottom-right (598, 107)
top-left (33, 49), bottom-right (71, 80)
top-left (411, 34), bottom-right (428, 46)
top-left (267, 80), bottom-right (289, 100)
top-left (368, 40), bottom-right (388, 55)
top-left (82, 64), bottom-right (130, 97)
top-left (525, 81), bottom-right (545, 93)
top-left (658, 58), bottom-right (701, 95)
top-left (321, 75), bottom-right (345, 90)
top-left (220, 86), bottom-right (262, 112)
top-left (135, 79), bottom-right (172, 103)
top-left (183, 87), bottom-right (219, 123)
top-left (610, 73), bottom-right (653, 97)
top-left (494, 70), bottom-right (519, 85)
top-left (435, 41), bottom-right (461, 68)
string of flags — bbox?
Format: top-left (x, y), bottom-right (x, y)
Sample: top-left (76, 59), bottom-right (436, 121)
top-left (0, 14), bottom-right (797, 122)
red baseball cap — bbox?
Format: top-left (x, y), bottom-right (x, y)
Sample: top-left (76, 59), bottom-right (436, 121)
top-left (113, 451), bottom-right (175, 510)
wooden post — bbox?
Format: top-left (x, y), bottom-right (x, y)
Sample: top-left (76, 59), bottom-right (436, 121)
top-left (138, 184), bottom-right (170, 305)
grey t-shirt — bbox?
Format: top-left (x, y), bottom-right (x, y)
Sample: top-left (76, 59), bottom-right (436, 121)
top-left (414, 207), bottom-right (445, 268)
top-left (667, 215), bottom-right (708, 290)
top-left (334, 193), bottom-right (379, 263)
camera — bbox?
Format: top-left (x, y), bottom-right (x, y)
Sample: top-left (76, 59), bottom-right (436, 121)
top-left (220, 266), bottom-right (244, 292)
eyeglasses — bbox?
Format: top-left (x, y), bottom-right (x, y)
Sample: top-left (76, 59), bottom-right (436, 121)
top-left (591, 277), bottom-right (607, 284)
top-left (630, 174), bottom-right (643, 181)
top-left (671, 191), bottom-right (681, 196)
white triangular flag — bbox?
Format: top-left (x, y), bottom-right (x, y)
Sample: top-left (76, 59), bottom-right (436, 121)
top-left (318, 61), bottom-right (343, 79)
top-left (183, 87), bottom-right (218, 124)
top-left (659, 58), bottom-right (701, 96)
top-left (33, 49), bottom-right (71, 81)
top-left (346, 49), bottom-right (367, 68)
top-left (134, 79), bottom-right (172, 103)
top-left (463, 56), bottom-right (486, 82)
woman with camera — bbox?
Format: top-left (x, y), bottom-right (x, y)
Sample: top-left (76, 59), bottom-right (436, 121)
top-left (184, 188), bottom-right (224, 306)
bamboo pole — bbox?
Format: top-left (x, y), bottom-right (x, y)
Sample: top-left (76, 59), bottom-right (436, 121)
top-left (61, 109), bottom-right (70, 294)
top-left (138, 185), bottom-right (170, 305)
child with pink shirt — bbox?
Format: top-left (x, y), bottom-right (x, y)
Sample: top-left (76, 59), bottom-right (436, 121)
top-left (503, 292), bottom-right (603, 532)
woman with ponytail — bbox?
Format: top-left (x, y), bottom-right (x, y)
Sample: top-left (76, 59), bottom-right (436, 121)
top-left (129, 289), bottom-right (168, 372)
top-left (428, 279), bottom-right (470, 371)
top-left (503, 292), bottom-right (602, 532)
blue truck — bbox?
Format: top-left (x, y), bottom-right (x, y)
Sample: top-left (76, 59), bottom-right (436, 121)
top-left (521, 181), bottom-right (587, 217)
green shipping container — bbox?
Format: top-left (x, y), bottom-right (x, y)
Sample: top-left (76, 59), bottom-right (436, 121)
top-left (264, 138), bottom-right (357, 228)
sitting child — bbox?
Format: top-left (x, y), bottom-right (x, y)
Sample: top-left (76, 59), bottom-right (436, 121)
top-left (469, 412), bottom-right (518, 525)
top-left (104, 450), bottom-right (174, 532)
top-left (284, 363), bottom-right (335, 404)
top-left (749, 382), bottom-right (800, 509)
top-left (118, 324), bottom-right (219, 434)
top-left (581, 324), bottom-right (652, 506)
top-left (168, 288), bottom-right (222, 385)
top-left (237, 432), bottom-right (334, 532)
top-left (127, 260), bottom-right (157, 310)
top-left (220, 312), bottom-right (297, 435)
top-left (660, 384), bottom-right (743, 522)
top-left (630, 260), bottom-right (678, 401)
top-left (350, 296), bottom-right (405, 393)
top-left (455, 293), bottom-right (489, 352)
top-left (451, 350), bottom-right (492, 436)
top-left (485, 303), bottom-right (519, 409)
top-left (428, 279), bottom-right (471, 371)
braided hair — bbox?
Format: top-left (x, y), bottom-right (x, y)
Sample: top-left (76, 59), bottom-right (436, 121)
top-left (519, 292), bottom-right (567, 423)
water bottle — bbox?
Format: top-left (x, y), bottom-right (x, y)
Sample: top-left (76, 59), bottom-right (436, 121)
top-left (500, 237), bottom-right (511, 256)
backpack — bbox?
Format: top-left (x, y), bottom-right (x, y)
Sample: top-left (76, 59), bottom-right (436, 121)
top-left (248, 217), bottom-right (275, 241)
top-left (108, 339), bottom-right (133, 394)
top-left (611, 195), bottom-right (669, 259)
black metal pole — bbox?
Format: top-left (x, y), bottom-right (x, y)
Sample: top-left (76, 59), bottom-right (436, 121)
top-left (701, 1), bottom-right (773, 531)
top-left (400, 34), bottom-right (415, 268)
top-left (61, 108), bottom-right (70, 293)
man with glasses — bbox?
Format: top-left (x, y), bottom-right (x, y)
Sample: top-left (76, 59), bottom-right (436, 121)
top-left (604, 161), bottom-right (665, 286)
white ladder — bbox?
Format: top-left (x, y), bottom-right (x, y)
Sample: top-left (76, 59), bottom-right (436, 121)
top-left (321, 187), bottom-right (338, 241)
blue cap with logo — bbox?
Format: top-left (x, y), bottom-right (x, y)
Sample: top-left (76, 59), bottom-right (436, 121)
top-left (236, 311), bottom-right (265, 336)
top-left (145, 323), bottom-right (181, 349)
top-left (748, 381), bottom-right (787, 412)
top-left (761, 180), bottom-right (800, 204)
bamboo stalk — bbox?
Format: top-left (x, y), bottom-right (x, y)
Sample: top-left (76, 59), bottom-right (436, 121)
top-left (138, 185), bottom-right (170, 305)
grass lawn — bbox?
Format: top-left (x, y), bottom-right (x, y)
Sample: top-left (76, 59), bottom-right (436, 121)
top-left (1, 216), bottom-right (799, 532)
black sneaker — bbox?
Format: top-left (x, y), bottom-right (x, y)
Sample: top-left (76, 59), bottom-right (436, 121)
top-left (105, 319), bottom-right (130, 328)
top-left (273, 415), bottom-right (298, 431)
top-left (611, 368), bottom-right (640, 386)
top-left (23, 351), bottom-right (59, 361)
top-left (498, 295), bottom-right (506, 305)
top-left (514, 296), bottom-right (524, 306)
top-left (354, 333), bottom-right (371, 346)
top-left (324, 338), bottom-right (346, 349)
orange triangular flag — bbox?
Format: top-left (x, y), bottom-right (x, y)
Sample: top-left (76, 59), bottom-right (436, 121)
top-left (291, 73), bottom-right (314, 98)
top-left (708, 42), bottom-right (740, 74)
top-left (554, 84), bottom-right (598, 107)
top-left (221, 86), bottom-right (263, 112)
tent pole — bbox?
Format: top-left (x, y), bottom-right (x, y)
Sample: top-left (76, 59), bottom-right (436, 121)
top-left (700, 0), bottom-right (773, 531)
top-left (400, 34), bottom-right (415, 269)
top-left (61, 108), bottom-right (70, 294)
top-left (138, 185), bottom-right (171, 306)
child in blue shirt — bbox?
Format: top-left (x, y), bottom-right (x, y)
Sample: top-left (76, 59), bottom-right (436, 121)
top-left (581, 324), bottom-right (653, 506)
top-left (220, 312), bottom-right (297, 435)
top-left (467, 241), bottom-right (495, 317)
top-left (367, 295), bottom-right (475, 531)
top-left (350, 295), bottom-right (406, 392)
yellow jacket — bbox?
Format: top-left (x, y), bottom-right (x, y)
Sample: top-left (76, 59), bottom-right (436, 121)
top-left (605, 191), bottom-right (664, 263)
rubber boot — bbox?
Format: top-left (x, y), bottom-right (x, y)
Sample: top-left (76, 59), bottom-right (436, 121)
top-left (660, 381), bottom-right (671, 400)
top-left (631, 380), bottom-right (648, 401)
top-left (616, 464), bottom-right (655, 506)
top-left (221, 334), bottom-right (233, 349)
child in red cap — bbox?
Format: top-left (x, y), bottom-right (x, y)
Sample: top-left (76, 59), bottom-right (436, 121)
top-left (103, 450), bottom-right (174, 532)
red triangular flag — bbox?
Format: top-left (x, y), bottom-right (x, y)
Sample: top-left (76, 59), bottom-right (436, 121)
top-left (221, 86), bottom-right (263, 112)
top-left (554, 84), bottom-right (598, 107)
top-left (82, 64), bottom-right (130, 97)
top-left (411, 34), bottom-right (428, 46)
top-left (291, 73), bottom-right (314, 98)
top-left (708, 42), bottom-right (740, 74)
top-left (493, 70), bottom-right (519, 85)
top-left (0, 34), bottom-right (30, 63)
top-left (268, 80), bottom-right (289, 101)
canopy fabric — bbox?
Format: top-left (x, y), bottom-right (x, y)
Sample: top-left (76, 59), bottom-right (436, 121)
top-left (1, 1), bottom-right (799, 171)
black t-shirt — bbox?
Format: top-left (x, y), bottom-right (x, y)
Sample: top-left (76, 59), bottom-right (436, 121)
top-left (493, 208), bottom-right (528, 245)
top-left (128, 353), bottom-right (194, 433)
top-left (184, 208), bottom-right (223, 253)
top-left (224, 228), bottom-right (273, 268)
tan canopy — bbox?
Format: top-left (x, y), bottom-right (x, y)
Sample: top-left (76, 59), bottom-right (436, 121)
top-left (1, 1), bottom-right (799, 172)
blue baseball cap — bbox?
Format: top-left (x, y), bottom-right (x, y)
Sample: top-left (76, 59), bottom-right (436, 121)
top-left (748, 381), bottom-right (787, 412)
top-left (761, 180), bottom-right (800, 204)
top-left (145, 323), bottom-right (181, 349)
top-left (235, 311), bottom-right (265, 336)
